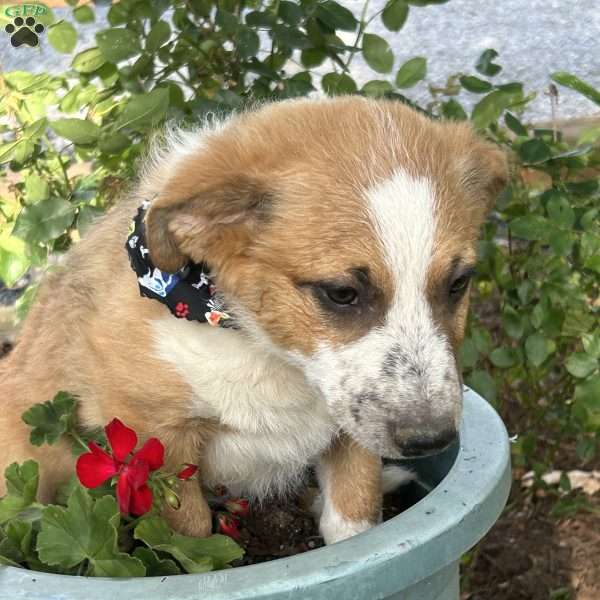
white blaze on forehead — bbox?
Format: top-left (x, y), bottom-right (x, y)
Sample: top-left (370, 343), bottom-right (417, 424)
top-left (365, 169), bottom-right (437, 315)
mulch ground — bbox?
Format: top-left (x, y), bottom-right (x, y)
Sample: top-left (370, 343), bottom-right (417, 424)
top-left (462, 474), bottom-right (600, 600)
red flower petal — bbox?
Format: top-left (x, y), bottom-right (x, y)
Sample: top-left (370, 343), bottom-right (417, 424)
top-left (124, 460), bottom-right (150, 490)
top-left (76, 444), bottom-right (119, 488)
top-left (116, 471), bottom-right (132, 514)
top-left (131, 438), bottom-right (164, 471)
top-left (105, 418), bottom-right (138, 463)
top-left (177, 464), bottom-right (198, 480)
top-left (129, 484), bottom-right (153, 516)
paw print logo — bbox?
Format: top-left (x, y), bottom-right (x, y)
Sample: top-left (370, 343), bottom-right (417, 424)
top-left (4, 16), bottom-right (45, 48)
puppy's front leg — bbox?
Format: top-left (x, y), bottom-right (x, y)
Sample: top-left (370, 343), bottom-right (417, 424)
top-left (317, 434), bottom-right (382, 545)
top-left (157, 424), bottom-right (214, 538)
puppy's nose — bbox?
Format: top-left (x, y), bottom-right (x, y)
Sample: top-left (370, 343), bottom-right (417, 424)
top-left (397, 428), bottom-right (458, 458)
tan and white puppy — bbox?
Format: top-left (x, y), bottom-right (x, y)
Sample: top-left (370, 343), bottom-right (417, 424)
top-left (0, 97), bottom-right (507, 544)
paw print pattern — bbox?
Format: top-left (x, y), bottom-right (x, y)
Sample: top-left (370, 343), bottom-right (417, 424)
top-left (5, 16), bottom-right (45, 48)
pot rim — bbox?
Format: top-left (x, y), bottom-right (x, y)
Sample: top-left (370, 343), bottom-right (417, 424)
top-left (1, 387), bottom-right (511, 600)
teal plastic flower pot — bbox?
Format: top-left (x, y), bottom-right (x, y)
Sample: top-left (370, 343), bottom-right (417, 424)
top-left (1, 387), bottom-right (511, 600)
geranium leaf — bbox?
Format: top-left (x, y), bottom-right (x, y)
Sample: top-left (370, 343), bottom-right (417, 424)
top-left (133, 547), bottom-right (181, 575)
top-left (134, 516), bottom-right (243, 573)
top-left (0, 461), bottom-right (39, 524)
top-left (37, 486), bottom-right (146, 577)
top-left (21, 392), bottom-right (77, 447)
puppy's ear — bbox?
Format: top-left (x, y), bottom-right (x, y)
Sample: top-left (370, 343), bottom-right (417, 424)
top-left (461, 140), bottom-right (510, 214)
top-left (145, 173), bottom-right (271, 273)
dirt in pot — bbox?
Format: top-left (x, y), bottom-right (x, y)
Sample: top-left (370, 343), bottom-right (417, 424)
top-left (231, 478), bottom-right (429, 566)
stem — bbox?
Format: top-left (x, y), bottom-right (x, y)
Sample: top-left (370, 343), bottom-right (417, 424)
top-left (55, 146), bottom-right (74, 196)
top-left (68, 430), bottom-right (91, 453)
top-left (344, 0), bottom-right (371, 71)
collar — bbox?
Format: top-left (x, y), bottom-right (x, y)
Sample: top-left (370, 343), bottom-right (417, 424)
top-left (125, 201), bottom-right (237, 328)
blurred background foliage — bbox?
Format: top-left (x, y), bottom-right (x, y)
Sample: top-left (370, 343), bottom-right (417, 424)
top-left (0, 0), bottom-right (598, 494)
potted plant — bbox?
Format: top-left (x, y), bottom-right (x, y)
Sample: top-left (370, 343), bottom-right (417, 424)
top-left (0, 387), bottom-right (510, 599)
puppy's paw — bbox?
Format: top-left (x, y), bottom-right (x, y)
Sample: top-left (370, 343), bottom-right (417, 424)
top-left (319, 503), bottom-right (375, 545)
top-left (164, 504), bottom-right (213, 537)
top-left (163, 487), bottom-right (213, 538)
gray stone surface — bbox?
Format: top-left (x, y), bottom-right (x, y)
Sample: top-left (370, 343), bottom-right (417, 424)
top-left (0, 1), bottom-right (599, 122)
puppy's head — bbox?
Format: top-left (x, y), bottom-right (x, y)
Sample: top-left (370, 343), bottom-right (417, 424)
top-left (144, 97), bottom-right (508, 459)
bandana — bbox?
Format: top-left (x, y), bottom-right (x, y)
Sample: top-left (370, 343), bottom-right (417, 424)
top-left (125, 201), bottom-right (236, 328)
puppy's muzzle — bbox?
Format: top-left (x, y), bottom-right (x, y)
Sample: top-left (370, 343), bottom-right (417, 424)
top-left (393, 426), bottom-right (458, 458)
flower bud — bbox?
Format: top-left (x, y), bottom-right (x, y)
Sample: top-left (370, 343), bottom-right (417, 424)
top-left (217, 513), bottom-right (241, 540)
top-left (224, 497), bottom-right (250, 517)
top-left (177, 464), bottom-right (198, 480)
top-left (164, 488), bottom-right (181, 510)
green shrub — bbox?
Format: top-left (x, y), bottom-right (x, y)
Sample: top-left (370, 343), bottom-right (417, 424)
top-left (0, 0), bottom-right (598, 473)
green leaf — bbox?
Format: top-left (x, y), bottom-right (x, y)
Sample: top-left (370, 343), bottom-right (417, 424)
top-left (73, 5), bottom-right (95, 23)
top-left (466, 370), bottom-right (496, 403)
top-left (273, 24), bottom-right (311, 49)
top-left (301, 48), bottom-right (327, 68)
top-left (459, 75), bottom-right (492, 93)
top-left (471, 90), bottom-right (512, 129)
top-left (459, 337), bottom-right (479, 369)
top-left (0, 518), bottom-right (33, 567)
top-left (551, 72), bottom-right (600, 106)
top-left (504, 112), bottom-right (527, 136)
top-left (98, 132), bottom-right (131, 155)
top-left (134, 516), bottom-right (243, 573)
top-left (441, 99), bottom-right (467, 121)
top-left (490, 347), bottom-right (518, 368)
top-left (509, 215), bottom-right (549, 241)
top-left (573, 375), bottom-right (600, 429)
top-left (566, 353), bottom-right (599, 379)
top-left (278, 1), bottom-right (303, 26)
top-left (518, 138), bottom-right (552, 164)
top-left (48, 21), bottom-right (77, 54)
top-left (51, 118), bottom-right (100, 145)
top-left (472, 327), bottom-right (492, 355)
top-left (0, 237), bottom-right (30, 288)
top-left (146, 20), bottom-right (171, 52)
top-left (582, 333), bottom-right (600, 360)
top-left (525, 333), bottom-right (555, 367)
top-left (13, 198), bottom-right (76, 245)
top-left (24, 174), bottom-right (49, 204)
top-left (237, 26), bottom-right (260, 59)
top-left (546, 195), bottom-right (575, 228)
top-left (361, 80), bottom-right (394, 97)
top-left (37, 487), bottom-right (145, 577)
top-left (502, 307), bottom-right (524, 340)
top-left (0, 461), bottom-right (39, 524)
top-left (72, 47), bottom-right (106, 73)
top-left (476, 49), bottom-right (501, 77)
top-left (21, 392), bottom-right (77, 447)
top-left (115, 88), bottom-right (169, 132)
top-left (322, 73), bottom-right (357, 95)
top-left (132, 547), bottom-right (181, 576)
top-left (382, 0), bottom-right (409, 31)
top-left (395, 56), bottom-right (426, 88)
top-left (362, 34), bottom-right (394, 74)
top-left (315, 1), bottom-right (358, 31)
top-left (96, 28), bottom-right (141, 63)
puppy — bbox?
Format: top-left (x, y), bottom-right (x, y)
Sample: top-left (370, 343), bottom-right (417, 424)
top-left (0, 97), bottom-right (507, 544)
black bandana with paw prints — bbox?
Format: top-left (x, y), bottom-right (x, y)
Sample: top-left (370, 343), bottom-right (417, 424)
top-left (125, 201), bottom-right (236, 328)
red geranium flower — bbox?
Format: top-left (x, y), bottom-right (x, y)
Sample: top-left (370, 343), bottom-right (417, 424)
top-left (76, 418), bottom-right (164, 516)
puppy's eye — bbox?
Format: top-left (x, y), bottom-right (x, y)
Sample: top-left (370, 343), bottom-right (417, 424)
top-left (325, 286), bottom-right (359, 306)
top-left (449, 273), bottom-right (472, 298)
